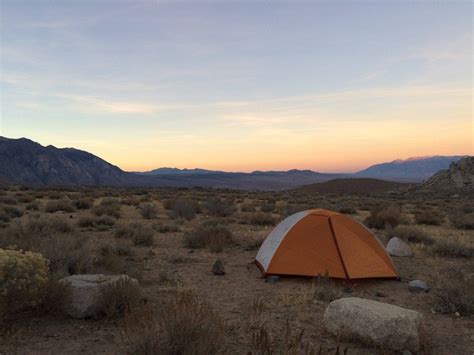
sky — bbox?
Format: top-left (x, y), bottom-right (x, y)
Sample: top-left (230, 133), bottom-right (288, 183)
top-left (0, 0), bottom-right (472, 173)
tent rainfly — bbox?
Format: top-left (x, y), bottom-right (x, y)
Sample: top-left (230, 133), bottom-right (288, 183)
top-left (255, 209), bottom-right (398, 280)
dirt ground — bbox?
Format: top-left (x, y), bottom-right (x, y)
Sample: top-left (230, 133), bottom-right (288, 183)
top-left (0, 187), bottom-right (473, 354)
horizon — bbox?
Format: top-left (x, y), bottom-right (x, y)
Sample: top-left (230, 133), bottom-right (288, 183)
top-left (1, 1), bottom-right (472, 172)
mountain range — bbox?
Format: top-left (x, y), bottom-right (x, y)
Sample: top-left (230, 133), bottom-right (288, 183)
top-left (0, 136), bottom-right (469, 191)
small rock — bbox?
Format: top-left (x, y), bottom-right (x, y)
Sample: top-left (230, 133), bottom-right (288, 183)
top-left (212, 260), bottom-right (225, 275)
top-left (455, 312), bottom-right (460, 317)
top-left (265, 275), bottom-right (280, 284)
top-left (386, 237), bottom-right (413, 257)
top-left (408, 280), bottom-right (429, 293)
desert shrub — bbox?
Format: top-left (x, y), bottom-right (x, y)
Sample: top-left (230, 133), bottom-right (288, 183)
top-left (312, 275), bottom-right (344, 302)
top-left (184, 221), bottom-right (234, 252)
top-left (92, 198), bottom-right (122, 218)
top-left (72, 197), bottom-right (94, 210)
top-left (432, 272), bottom-right (474, 316)
top-left (139, 203), bottom-right (158, 219)
top-left (364, 204), bottom-right (403, 229)
top-left (115, 223), bottom-right (154, 246)
top-left (249, 212), bottom-right (276, 226)
top-left (47, 191), bottom-right (63, 200)
top-left (123, 290), bottom-right (223, 354)
top-left (250, 321), bottom-right (308, 355)
top-left (414, 208), bottom-right (444, 225)
top-left (44, 199), bottom-right (75, 213)
top-left (0, 196), bottom-right (17, 205)
top-left (77, 216), bottom-right (95, 228)
top-left (0, 211), bottom-right (10, 224)
top-left (279, 203), bottom-right (308, 217)
top-left (77, 215), bottom-right (115, 229)
top-left (241, 202), bottom-right (256, 212)
top-left (337, 205), bottom-right (356, 215)
top-left (0, 249), bottom-right (49, 316)
top-left (261, 201), bottom-right (276, 213)
top-left (431, 238), bottom-right (473, 258)
top-left (202, 197), bottom-right (235, 217)
top-left (99, 277), bottom-right (142, 318)
top-left (450, 212), bottom-right (474, 230)
top-left (388, 226), bottom-right (434, 245)
top-left (152, 222), bottom-right (180, 233)
top-left (167, 197), bottom-right (197, 220)
top-left (0, 217), bottom-right (90, 275)
top-left (26, 201), bottom-right (40, 210)
top-left (1, 205), bottom-right (23, 219)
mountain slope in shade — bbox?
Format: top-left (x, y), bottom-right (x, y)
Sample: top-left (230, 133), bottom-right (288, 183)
top-left (296, 178), bottom-right (408, 194)
top-left (420, 157), bottom-right (473, 195)
top-left (356, 156), bottom-right (466, 182)
top-left (138, 167), bottom-right (224, 175)
top-left (0, 137), bottom-right (130, 186)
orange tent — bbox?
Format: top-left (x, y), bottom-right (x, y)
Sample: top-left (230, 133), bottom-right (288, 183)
top-left (255, 209), bottom-right (398, 279)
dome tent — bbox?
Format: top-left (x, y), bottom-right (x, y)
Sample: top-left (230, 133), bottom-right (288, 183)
top-left (255, 209), bottom-right (398, 279)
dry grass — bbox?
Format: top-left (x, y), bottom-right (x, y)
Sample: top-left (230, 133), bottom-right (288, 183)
top-left (432, 271), bottom-right (474, 316)
top-left (430, 238), bottom-right (473, 258)
top-left (364, 204), bottom-right (403, 229)
top-left (99, 278), bottom-right (142, 318)
top-left (387, 225), bottom-right (434, 245)
top-left (415, 208), bottom-right (445, 225)
top-left (183, 221), bottom-right (234, 252)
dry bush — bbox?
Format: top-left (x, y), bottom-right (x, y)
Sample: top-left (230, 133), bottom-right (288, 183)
top-left (123, 290), bottom-right (223, 355)
top-left (311, 275), bottom-right (344, 302)
top-left (166, 197), bottom-right (198, 220)
top-left (203, 197), bottom-right (235, 217)
top-left (0, 217), bottom-right (91, 275)
top-left (432, 271), bottom-right (474, 316)
top-left (92, 198), bottom-right (122, 218)
top-left (99, 277), bottom-right (142, 318)
top-left (430, 238), bottom-right (473, 258)
top-left (44, 199), bottom-right (75, 213)
top-left (279, 203), bottom-right (308, 217)
top-left (450, 212), bottom-right (474, 230)
top-left (388, 226), bottom-right (434, 245)
top-left (364, 204), bottom-right (403, 229)
top-left (336, 204), bottom-right (356, 215)
top-left (26, 201), bottom-right (40, 210)
top-left (17, 194), bottom-right (34, 204)
top-left (184, 221), bottom-right (234, 252)
top-left (241, 202), bottom-right (256, 212)
top-left (77, 216), bottom-right (116, 229)
top-left (414, 208), bottom-right (444, 225)
top-left (139, 203), bottom-right (158, 219)
top-left (261, 201), bottom-right (276, 213)
top-left (0, 196), bottom-right (17, 205)
top-left (0, 205), bottom-right (23, 219)
top-left (115, 223), bottom-right (154, 246)
top-left (249, 321), bottom-right (307, 355)
top-left (249, 212), bottom-right (276, 226)
top-left (152, 222), bottom-right (180, 233)
top-left (72, 197), bottom-right (94, 210)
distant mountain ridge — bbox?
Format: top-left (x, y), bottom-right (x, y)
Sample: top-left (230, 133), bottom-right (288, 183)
top-left (0, 136), bottom-right (469, 190)
top-left (356, 155), bottom-right (467, 182)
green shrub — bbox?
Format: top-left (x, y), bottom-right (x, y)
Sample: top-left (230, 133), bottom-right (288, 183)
top-left (364, 204), bottom-right (403, 229)
top-left (0, 249), bottom-right (49, 315)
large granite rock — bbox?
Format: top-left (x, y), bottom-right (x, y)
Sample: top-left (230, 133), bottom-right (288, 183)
top-left (386, 237), bottom-right (413, 257)
top-left (324, 297), bottom-right (424, 352)
top-left (60, 274), bottom-right (138, 318)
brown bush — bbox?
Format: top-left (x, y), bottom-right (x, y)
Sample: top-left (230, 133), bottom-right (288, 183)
top-left (432, 272), bottom-right (474, 316)
top-left (312, 275), bottom-right (344, 302)
top-left (78, 216), bottom-right (116, 229)
top-left (115, 223), bottom-right (154, 247)
top-left (1, 205), bottom-right (23, 219)
top-left (450, 212), bottom-right (474, 230)
top-left (388, 226), bottom-right (434, 245)
top-left (72, 197), bottom-right (94, 210)
top-left (203, 197), bottom-right (235, 217)
top-left (184, 221), bottom-right (234, 252)
top-left (249, 212), bottom-right (276, 226)
top-left (126, 290), bottom-right (223, 354)
top-left (99, 277), bottom-right (142, 318)
top-left (431, 238), bottom-right (473, 258)
top-left (152, 222), bottom-right (180, 233)
top-left (240, 202), bottom-right (256, 212)
top-left (167, 197), bottom-right (198, 220)
top-left (92, 198), bottom-right (122, 218)
top-left (364, 204), bottom-right (403, 229)
top-left (260, 201), bottom-right (276, 213)
top-left (44, 199), bottom-right (75, 213)
top-left (139, 203), bottom-right (158, 219)
top-left (415, 208), bottom-right (444, 225)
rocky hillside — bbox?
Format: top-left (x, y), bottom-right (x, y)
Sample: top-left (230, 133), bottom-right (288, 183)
top-left (421, 157), bottom-right (473, 194)
top-left (0, 137), bottom-right (130, 186)
top-left (296, 178), bottom-right (408, 194)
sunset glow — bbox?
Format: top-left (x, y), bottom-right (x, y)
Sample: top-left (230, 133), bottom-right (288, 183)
top-left (1, 1), bottom-right (472, 172)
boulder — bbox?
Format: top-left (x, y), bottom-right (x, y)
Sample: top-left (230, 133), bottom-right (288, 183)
top-left (324, 297), bottom-right (423, 352)
top-left (60, 274), bottom-right (138, 318)
top-left (408, 280), bottom-right (430, 293)
top-left (212, 260), bottom-right (225, 275)
top-left (386, 237), bottom-right (413, 257)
